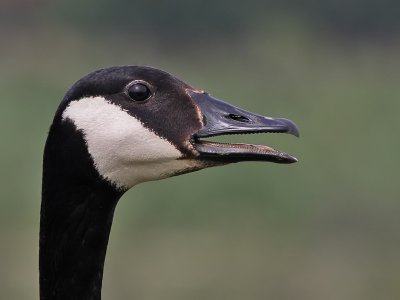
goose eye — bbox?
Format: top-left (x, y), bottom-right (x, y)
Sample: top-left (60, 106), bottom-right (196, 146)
top-left (127, 83), bottom-right (151, 101)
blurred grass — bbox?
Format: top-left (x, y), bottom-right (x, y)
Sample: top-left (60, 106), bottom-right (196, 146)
top-left (1, 25), bottom-right (400, 299)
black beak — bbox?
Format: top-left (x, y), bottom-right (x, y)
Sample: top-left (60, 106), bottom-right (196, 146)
top-left (188, 90), bottom-right (299, 164)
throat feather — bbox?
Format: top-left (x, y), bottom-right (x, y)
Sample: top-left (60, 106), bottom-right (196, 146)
top-left (61, 96), bottom-right (188, 188)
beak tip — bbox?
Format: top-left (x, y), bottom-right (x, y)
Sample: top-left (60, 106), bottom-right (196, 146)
top-left (276, 118), bottom-right (300, 138)
top-left (292, 129), bottom-right (300, 138)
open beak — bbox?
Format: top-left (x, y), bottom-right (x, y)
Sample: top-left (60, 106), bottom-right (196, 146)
top-left (188, 90), bottom-right (299, 164)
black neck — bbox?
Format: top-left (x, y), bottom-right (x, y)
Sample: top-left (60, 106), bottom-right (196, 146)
top-left (40, 121), bottom-right (123, 300)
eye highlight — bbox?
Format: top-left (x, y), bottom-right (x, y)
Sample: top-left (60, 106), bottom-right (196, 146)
top-left (127, 82), bottom-right (151, 101)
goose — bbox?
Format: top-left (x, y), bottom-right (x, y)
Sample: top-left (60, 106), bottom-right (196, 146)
top-left (40, 65), bottom-right (299, 300)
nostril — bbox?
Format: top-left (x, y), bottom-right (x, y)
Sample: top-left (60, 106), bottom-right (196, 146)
top-left (202, 114), bottom-right (207, 126)
top-left (227, 114), bottom-right (250, 122)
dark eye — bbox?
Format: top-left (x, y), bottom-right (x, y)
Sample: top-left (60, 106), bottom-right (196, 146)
top-left (127, 83), bottom-right (151, 101)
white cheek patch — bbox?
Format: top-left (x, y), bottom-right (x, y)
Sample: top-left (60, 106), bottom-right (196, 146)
top-left (62, 96), bottom-right (201, 189)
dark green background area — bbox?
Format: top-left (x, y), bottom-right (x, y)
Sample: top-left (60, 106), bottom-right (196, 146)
top-left (1, 1), bottom-right (399, 299)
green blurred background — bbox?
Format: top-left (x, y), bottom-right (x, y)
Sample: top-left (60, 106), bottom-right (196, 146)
top-left (1, 1), bottom-right (399, 299)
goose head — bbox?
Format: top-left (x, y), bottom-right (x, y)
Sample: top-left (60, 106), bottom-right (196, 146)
top-left (55, 66), bottom-right (299, 190)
